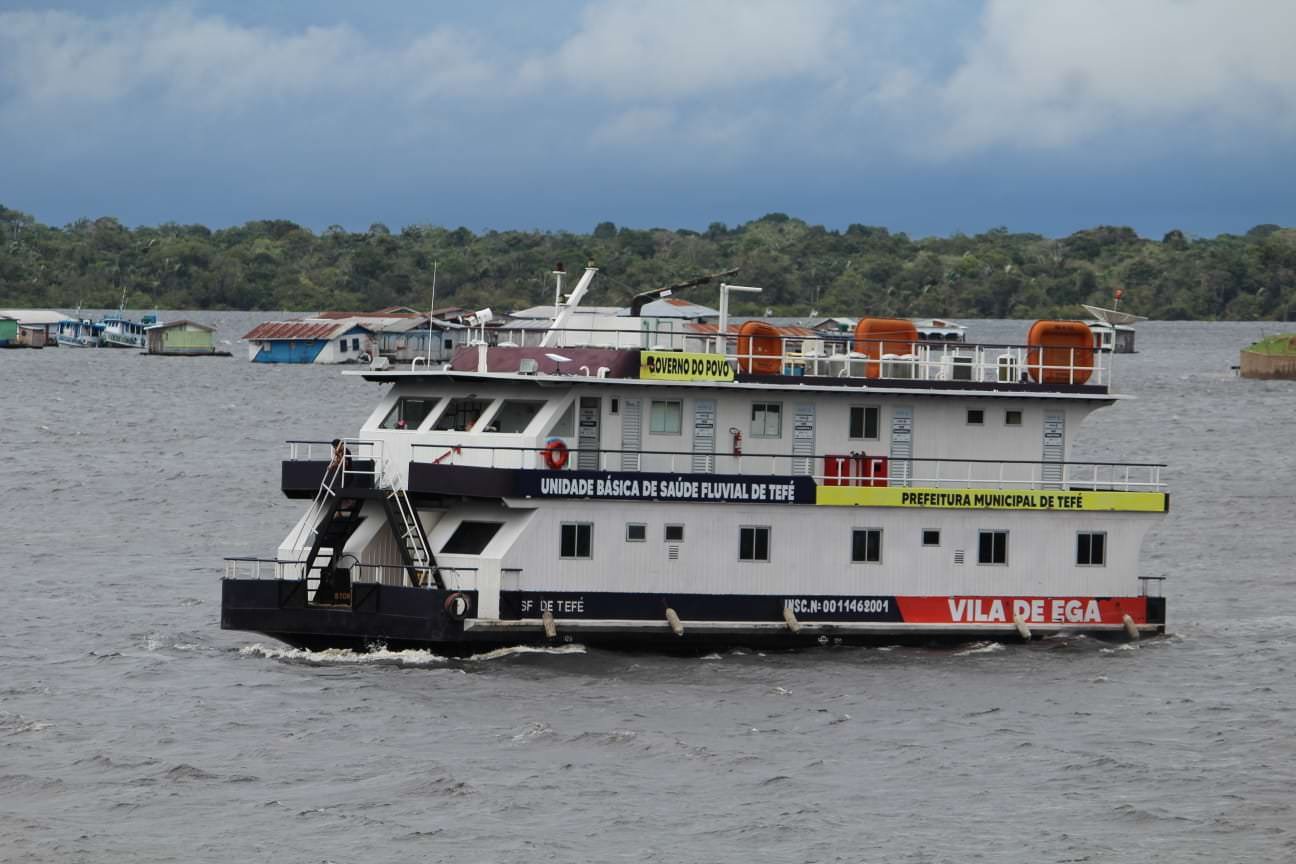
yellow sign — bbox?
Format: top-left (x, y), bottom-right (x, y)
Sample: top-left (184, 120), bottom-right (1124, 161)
top-left (640, 351), bottom-right (735, 382)
top-left (815, 486), bottom-right (1168, 513)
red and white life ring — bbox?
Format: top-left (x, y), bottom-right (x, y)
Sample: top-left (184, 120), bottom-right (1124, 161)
top-left (543, 437), bottom-right (569, 470)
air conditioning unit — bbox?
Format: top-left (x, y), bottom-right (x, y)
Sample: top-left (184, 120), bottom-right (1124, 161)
top-left (944, 353), bottom-right (974, 381)
top-left (519, 358), bottom-right (540, 375)
top-left (881, 353), bottom-right (916, 379)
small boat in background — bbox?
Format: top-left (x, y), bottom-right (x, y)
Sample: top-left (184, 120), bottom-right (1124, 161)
top-left (1083, 303), bottom-right (1146, 354)
top-left (102, 312), bottom-right (159, 349)
top-left (56, 316), bottom-right (104, 348)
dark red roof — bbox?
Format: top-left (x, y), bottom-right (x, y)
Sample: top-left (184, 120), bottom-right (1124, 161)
top-left (243, 321), bottom-right (348, 340)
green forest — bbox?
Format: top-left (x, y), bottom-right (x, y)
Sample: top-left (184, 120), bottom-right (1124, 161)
top-left (2, 204), bottom-right (1294, 320)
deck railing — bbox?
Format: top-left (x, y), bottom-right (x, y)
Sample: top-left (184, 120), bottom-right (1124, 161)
top-left (406, 443), bottom-right (1166, 492)
top-left (222, 556), bottom-right (488, 588)
top-left (454, 327), bottom-right (1110, 388)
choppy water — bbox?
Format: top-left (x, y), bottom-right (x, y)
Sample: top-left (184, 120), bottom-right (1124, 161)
top-left (3, 313), bottom-right (1295, 863)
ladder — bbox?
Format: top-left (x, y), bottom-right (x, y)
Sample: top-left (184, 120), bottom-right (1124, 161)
top-left (385, 485), bottom-right (441, 589)
top-left (290, 456), bottom-right (344, 555)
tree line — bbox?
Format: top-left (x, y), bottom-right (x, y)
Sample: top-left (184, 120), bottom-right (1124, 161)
top-left (2, 204), bottom-right (1294, 320)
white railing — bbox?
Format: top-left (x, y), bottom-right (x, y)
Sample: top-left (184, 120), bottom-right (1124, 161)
top-left (408, 444), bottom-right (1166, 492)
top-left (222, 556), bottom-right (484, 589)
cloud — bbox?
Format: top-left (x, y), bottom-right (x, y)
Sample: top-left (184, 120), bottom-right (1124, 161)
top-left (520, 0), bottom-right (848, 100)
top-left (926, 0), bottom-right (1296, 154)
top-left (0, 6), bottom-right (495, 113)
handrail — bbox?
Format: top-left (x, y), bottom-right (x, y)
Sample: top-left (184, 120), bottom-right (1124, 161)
top-left (222, 556), bottom-right (480, 585)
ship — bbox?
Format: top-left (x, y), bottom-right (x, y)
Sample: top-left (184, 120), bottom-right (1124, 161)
top-left (222, 266), bottom-right (1168, 651)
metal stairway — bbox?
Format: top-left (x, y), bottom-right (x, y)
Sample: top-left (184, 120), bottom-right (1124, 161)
top-left (383, 485), bottom-right (442, 589)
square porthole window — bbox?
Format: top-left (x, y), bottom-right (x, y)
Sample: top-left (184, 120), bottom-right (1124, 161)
top-left (922, 529), bottom-right (941, 547)
top-left (849, 405), bottom-right (880, 439)
top-left (626, 523), bottom-right (647, 542)
top-left (978, 530), bottom-right (1007, 565)
top-left (560, 523), bottom-right (593, 559)
top-left (1077, 531), bottom-right (1106, 566)
top-left (664, 524), bottom-right (684, 542)
top-left (739, 526), bottom-right (770, 562)
top-left (851, 528), bottom-right (882, 563)
top-left (751, 402), bottom-right (783, 438)
top-left (650, 400), bottom-right (683, 435)
top-left (967, 408), bottom-right (985, 425)
top-left (1005, 410), bottom-right (1023, 426)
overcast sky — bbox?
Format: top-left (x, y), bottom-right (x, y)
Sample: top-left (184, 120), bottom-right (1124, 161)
top-left (2, 0), bottom-right (1293, 237)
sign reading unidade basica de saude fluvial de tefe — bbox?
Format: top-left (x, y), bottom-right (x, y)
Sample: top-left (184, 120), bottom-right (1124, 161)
top-left (640, 351), bottom-right (735, 381)
top-left (517, 471), bottom-right (815, 503)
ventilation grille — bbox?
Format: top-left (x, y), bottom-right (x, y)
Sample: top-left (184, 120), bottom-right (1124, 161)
top-left (668, 544), bottom-right (680, 560)
top-left (954, 549), bottom-right (965, 564)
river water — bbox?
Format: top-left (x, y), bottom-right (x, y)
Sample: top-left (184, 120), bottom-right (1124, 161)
top-left (2, 314), bottom-right (1294, 863)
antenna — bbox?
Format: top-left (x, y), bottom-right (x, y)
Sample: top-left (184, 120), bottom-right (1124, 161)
top-left (426, 259), bottom-right (438, 365)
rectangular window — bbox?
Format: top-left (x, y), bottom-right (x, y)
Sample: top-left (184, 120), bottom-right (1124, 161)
top-left (432, 398), bottom-right (490, 431)
top-left (739, 526), bottom-right (770, 562)
top-left (339, 338), bottom-right (348, 352)
top-left (1077, 531), bottom-right (1106, 566)
top-left (610, 398), bottom-right (619, 415)
top-left (487, 400), bottom-right (546, 433)
top-left (441, 521), bottom-right (503, 554)
top-left (650, 400), bottom-right (683, 434)
top-left (922, 529), bottom-right (941, 546)
top-left (1005, 410), bottom-right (1023, 426)
top-left (380, 397), bottom-right (439, 430)
top-left (352, 337), bottom-right (360, 351)
top-left (978, 530), bottom-right (1008, 565)
top-left (664, 524), bottom-right (684, 542)
top-left (560, 523), bottom-right (592, 559)
top-left (849, 405), bottom-right (880, 439)
top-left (967, 409), bottom-right (985, 425)
top-left (751, 402), bottom-right (782, 437)
top-left (626, 523), bottom-right (646, 542)
top-left (851, 528), bottom-right (882, 563)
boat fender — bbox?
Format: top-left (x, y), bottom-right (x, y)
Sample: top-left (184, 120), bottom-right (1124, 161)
top-left (543, 437), bottom-right (569, 470)
top-left (542, 610), bottom-right (557, 639)
top-left (665, 607), bottom-right (684, 637)
top-left (444, 592), bottom-right (470, 621)
top-left (1122, 613), bottom-right (1140, 642)
top-left (782, 606), bottom-right (801, 634)
top-left (1012, 613), bottom-right (1032, 641)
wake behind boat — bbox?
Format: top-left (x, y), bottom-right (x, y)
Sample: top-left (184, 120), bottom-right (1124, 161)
top-left (222, 265), bottom-right (1168, 652)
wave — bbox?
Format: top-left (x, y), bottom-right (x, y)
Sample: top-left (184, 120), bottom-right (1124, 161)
top-left (238, 641), bottom-right (586, 666)
top-left (953, 641), bottom-right (1006, 656)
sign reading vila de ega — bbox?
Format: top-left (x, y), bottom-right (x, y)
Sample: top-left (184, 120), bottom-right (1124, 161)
top-left (815, 486), bottom-right (1169, 513)
top-left (640, 351), bottom-right (735, 382)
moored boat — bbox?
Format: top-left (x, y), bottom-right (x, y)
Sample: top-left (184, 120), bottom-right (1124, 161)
top-left (101, 312), bottom-right (159, 349)
top-left (222, 266), bottom-right (1168, 652)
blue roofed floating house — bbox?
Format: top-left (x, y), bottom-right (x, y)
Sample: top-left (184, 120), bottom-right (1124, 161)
top-left (242, 319), bottom-right (377, 364)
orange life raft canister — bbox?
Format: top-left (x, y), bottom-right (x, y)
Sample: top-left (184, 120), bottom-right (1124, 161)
top-left (852, 318), bottom-right (918, 378)
top-left (736, 320), bottom-right (783, 375)
top-left (1025, 320), bottom-right (1095, 385)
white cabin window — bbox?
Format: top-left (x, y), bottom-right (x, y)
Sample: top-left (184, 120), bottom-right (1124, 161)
top-left (560, 523), bottom-right (592, 559)
top-left (548, 402), bottom-right (576, 437)
top-left (380, 397), bottom-right (438, 430)
top-left (1005, 410), bottom-right (1023, 426)
top-left (650, 400), bottom-right (683, 435)
top-left (751, 402), bottom-right (782, 438)
top-left (739, 526), bottom-right (770, 562)
top-left (849, 406), bottom-right (880, 440)
top-left (978, 530), bottom-right (1008, 565)
top-left (851, 528), bottom-right (882, 563)
top-left (433, 398), bottom-right (490, 431)
top-left (922, 529), bottom-right (940, 547)
top-left (665, 524), bottom-right (684, 542)
top-left (441, 521), bottom-right (503, 555)
top-left (967, 409), bottom-right (985, 425)
top-left (488, 400), bottom-right (545, 434)
top-left (1077, 532), bottom-right (1106, 566)
top-left (626, 523), bottom-right (647, 542)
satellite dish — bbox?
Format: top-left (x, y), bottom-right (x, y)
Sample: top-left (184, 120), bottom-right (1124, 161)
top-left (544, 353), bottom-right (572, 364)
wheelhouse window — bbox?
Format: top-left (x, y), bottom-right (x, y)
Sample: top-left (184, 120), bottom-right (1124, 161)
top-left (626, 523), bottom-right (646, 542)
top-left (1005, 410), bottom-right (1023, 426)
top-left (441, 521), bottom-right (503, 554)
top-left (664, 524), bottom-right (684, 542)
top-left (560, 523), bottom-right (592, 559)
top-left (849, 405), bottom-right (880, 439)
top-left (650, 400), bottom-right (683, 435)
top-left (380, 396), bottom-right (438, 430)
top-left (487, 400), bottom-right (546, 433)
top-left (851, 528), bottom-right (882, 563)
top-left (922, 529), bottom-right (941, 547)
top-left (739, 526), bottom-right (770, 562)
top-left (433, 398), bottom-right (490, 431)
top-left (967, 409), bottom-right (985, 425)
top-left (751, 402), bottom-right (782, 438)
top-left (547, 401), bottom-right (575, 437)
top-left (978, 530), bottom-right (1008, 565)
top-left (1077, 532), bottom-right (1106, 566)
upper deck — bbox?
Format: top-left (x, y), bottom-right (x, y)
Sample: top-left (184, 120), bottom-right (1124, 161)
top-left (357, 323), bottom-right (1116, 399)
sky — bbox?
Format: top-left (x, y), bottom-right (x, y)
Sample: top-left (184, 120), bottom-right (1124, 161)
top-left (1, 0), bottom-right (1294, 238)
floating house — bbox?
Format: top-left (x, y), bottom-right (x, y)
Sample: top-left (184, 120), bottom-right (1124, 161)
top-left (0, 315), bottom-right (17, 347)
top-left (145, 320), bottom-right (225, 356)
top-left (242, 320), bottom-right (376, 364)
top-left (0, 309), bottom-right (67, 346)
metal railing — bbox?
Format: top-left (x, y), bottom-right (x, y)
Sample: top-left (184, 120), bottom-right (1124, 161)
top-left (408, 443), bottom-right (1166, 492)
top-left (223, 556), bottom-right (480, 588)
top-left (447, 326), bottom-right (1111, 388)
